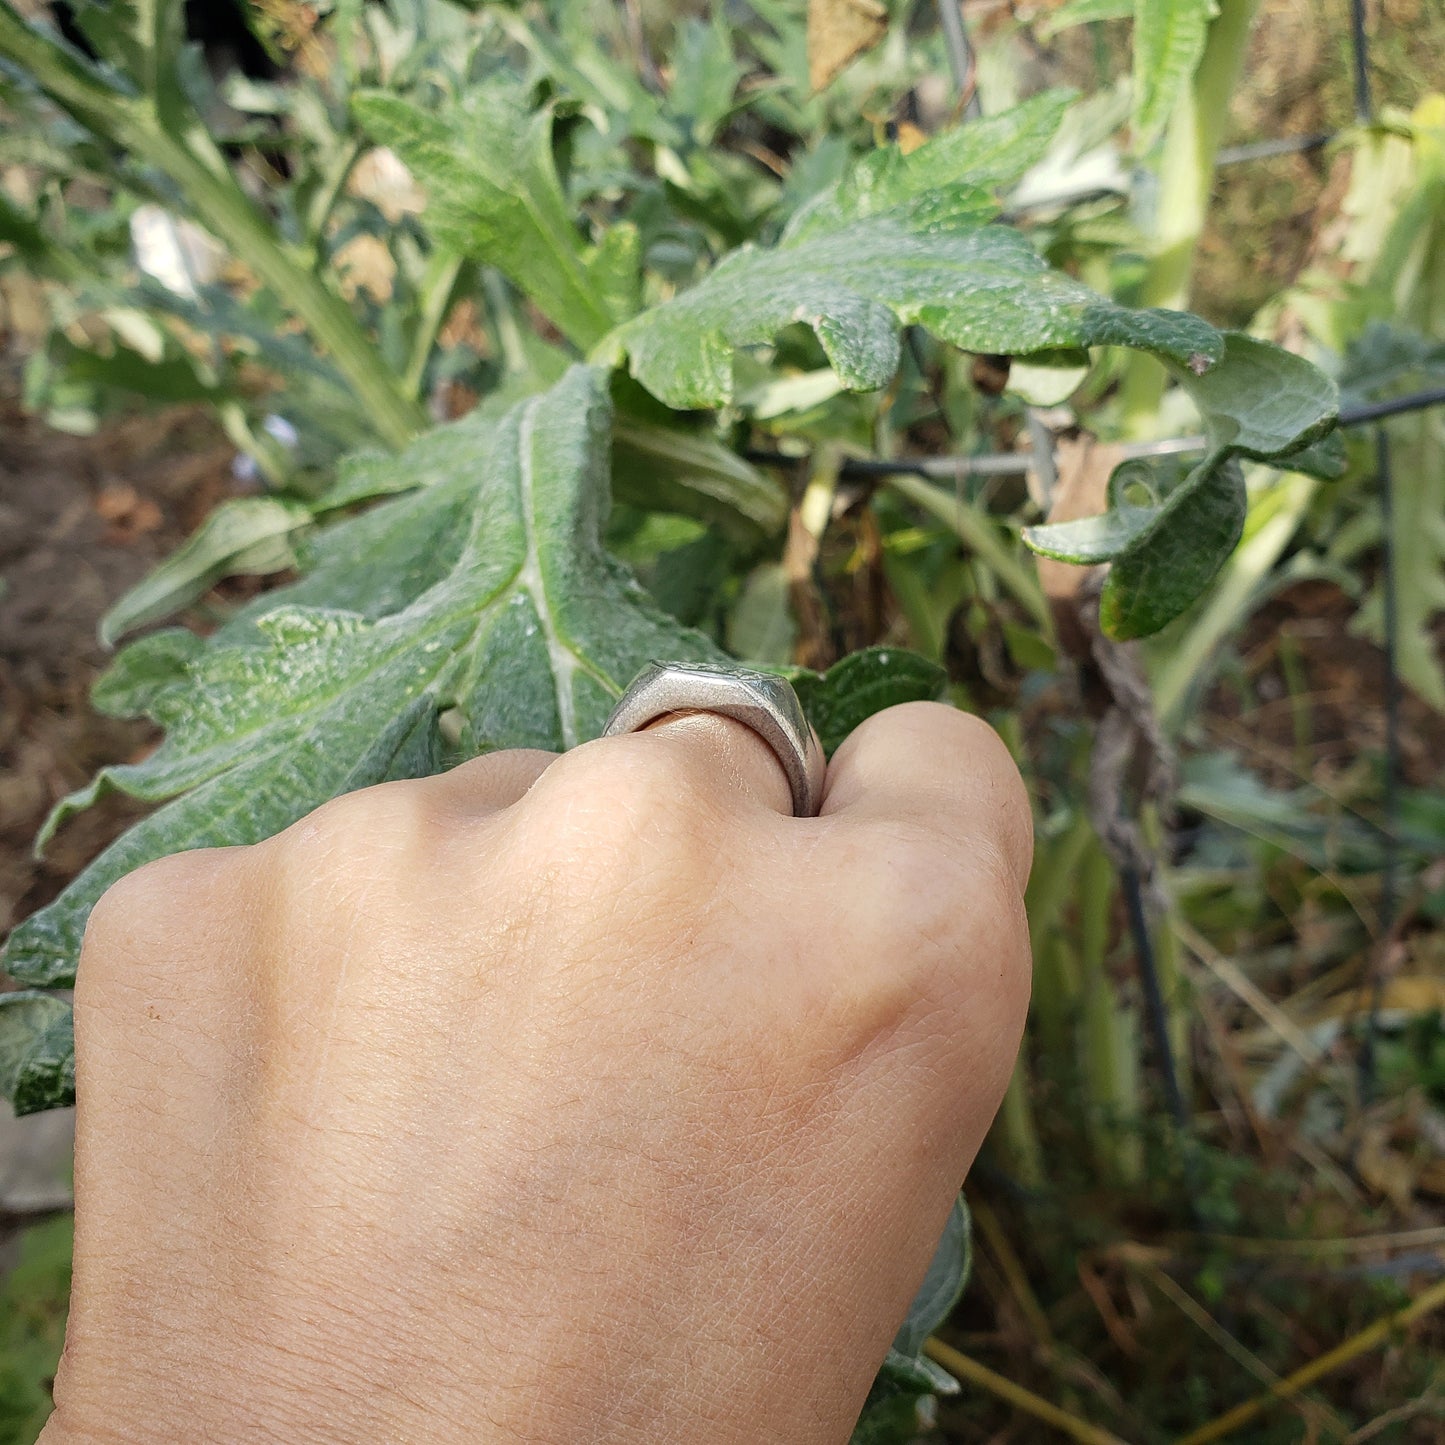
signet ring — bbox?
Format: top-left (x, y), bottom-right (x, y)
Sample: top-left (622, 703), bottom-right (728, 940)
top-left (602, 661), bottom-right (826, 818)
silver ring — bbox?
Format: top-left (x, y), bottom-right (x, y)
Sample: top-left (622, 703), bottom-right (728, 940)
top-left (603, 661), bottom-right (826, 818)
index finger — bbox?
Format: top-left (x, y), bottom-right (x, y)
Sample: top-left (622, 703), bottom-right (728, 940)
top-left (819, 701), bottom-right (1033, 888)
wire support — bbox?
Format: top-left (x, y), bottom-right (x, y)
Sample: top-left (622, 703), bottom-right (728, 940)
top-left (745, 385), bottom-right (1445, 484)
top-left (1357, 427), bottom-right (1402, 1106)
top-left (935, 0), bottom-right (982, 120)
top-left (1122, 865), bottom-right (1190, 1130)
top-left (1350, 0), bottom-right (1374, 123)
top-left (1217, 132), bottom-right (1338, 165)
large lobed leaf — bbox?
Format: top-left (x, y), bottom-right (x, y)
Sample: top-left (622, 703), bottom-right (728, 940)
top-left (4, 365), bottom-right (716, 995)
top-left (604, 200), bottom-right (1220, 410)
top-left (784, 89), bottom-right (1076, 239)
top-left (1, 368), bottom-right (945, 1109)
top-left (597, 88), bottom-right (1223, 408)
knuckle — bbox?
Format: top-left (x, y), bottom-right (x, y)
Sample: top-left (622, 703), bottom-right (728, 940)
top-left (507, 737), bottom-right (726, 923)
top-left (262, 779), bottom-right (432, 883)
top-left (555, 734), bottom-right (711, 807)
top-left (250, 782), bottom-right (441, 956)
top-left (527, 737), bottom-right (716, 851)
top-left (78, 848), bottom-right (235, 995)
top-left (85, 851), bottom-right (208, 936)
top-left (825, 818), bottom-right (1030, 1014)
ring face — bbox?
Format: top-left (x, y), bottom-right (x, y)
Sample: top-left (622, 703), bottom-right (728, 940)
top-left (603, 661), bottom-right (826, 817)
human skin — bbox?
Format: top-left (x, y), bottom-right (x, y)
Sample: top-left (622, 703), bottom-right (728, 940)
top-left (39, 700), bottom-right (1031, 1445)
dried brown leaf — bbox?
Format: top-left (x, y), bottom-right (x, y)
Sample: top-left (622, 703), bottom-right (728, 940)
top-left (807, 0), bottom-right (888, 93)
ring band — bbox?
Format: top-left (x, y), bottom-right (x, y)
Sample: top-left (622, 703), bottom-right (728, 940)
top-left (603, 661), bottom-right (826, 818)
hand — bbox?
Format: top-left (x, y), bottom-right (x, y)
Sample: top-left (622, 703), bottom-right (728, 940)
top-left (42, 701), bottom-right (1031, 1445)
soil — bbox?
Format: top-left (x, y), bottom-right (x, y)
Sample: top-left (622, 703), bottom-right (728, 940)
top-left (1216, 578), bottom-right (1445, 792)
top-left (0, 390), bottom-right (234, 943)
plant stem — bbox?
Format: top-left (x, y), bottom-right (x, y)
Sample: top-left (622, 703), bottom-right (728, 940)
top-left (404, 251), bottom-right (465, 401)
top-left (922, 1337), bottom-right (1130, 1445)
top-left (1120, 0), bottom-right (1259, 436)
top-left (1076, 840), bottom-right (1144, 1185)
top-left (995, 1052), bottom-right (1046, 1189)
top-left (883, 470), bottom-right (1053, 632)
top-left (1027, 811), bottom-right (1092, 1059)
top-left (1174, 1274), bottom-right (1445, 1445)
top-left (140, 126), bottom-right (427, 448)
top-left (0, 4), bottom-right (427, 450)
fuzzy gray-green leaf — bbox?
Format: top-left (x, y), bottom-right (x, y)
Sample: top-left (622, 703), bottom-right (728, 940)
top-left (786, 90), bottom-right (1076, 239)
top-left (606, 200), bottom-right (1222, 410)
top-left (1023, 333), bottom-right (1338, 638)
top-left (1100, 455), bottom-right (1248, 638)
top-left (0, 993), bottom-right (74, 1116)
top-left (100, 496), bottom-right (313, 646)
top-left (3, 366), bottom-right (723, 991)
top-left (1022, 502), bottom-right (1157, 565)
top-left (1178, 333), bottom-right (1340, 458)
top-left (354, 88), bottom-right (613, 350)
top-left (785, 647), bottom-right (947, 756)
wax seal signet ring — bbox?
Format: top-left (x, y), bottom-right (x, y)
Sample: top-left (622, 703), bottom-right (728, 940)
top-left (602, 661), bottom-right (826, 818)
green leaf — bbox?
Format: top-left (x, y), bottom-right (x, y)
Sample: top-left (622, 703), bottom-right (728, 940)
top-left (491, 5), bottom-right (675, 148)
top-left (92, 627), bottom-right (204, 718)
top-left (354, 87), bottom-right (614, 350)
top-left (610, 418), bottom-right (786, 542)
top-left (3, 367), bottom-right (725, 991)
top-left (1024, 335), bottom-right (1338, 638)
top-left (1039, 0), bottom-right (1133, 37)
top-left (848, 1369), bottom-right (929, 1445)
top-left (63, 0), bottom-right (184, 99)
top-left (786, 90), bottom-right (1076, 239)
top-left (785, 647), bottom-right (948, 756)
top-left (0, 993), bottom-right (75, 1115)
top-left (1020, 489), bottom-right (1158, 566)
top-left (52, 334), bottom-right (221, 406)
top-left (671, 13), bottom-right (743, 143)
top-left (1132, 0), bottom-right (1214, 151)
top-left (0, 187), bottom-right (51, 262)
top-left (893, 1195), bottom-right (973, 1357)
top-left (728, 563), bottom-right (796, 665)
top-left (1100, 456), bottom-right (1247, 638)
top-left (603, 193), bottom-right (1222, 410)
top-left (314, 404), bottom-right (785, 544)
top-left (1275, 428), bottom-right (1348, 480)
top-left (100, 496), bottom-right (313, 646)
top-left (586, 220), bottom-right (643, 326)
top-left (1182, 334), bottom-right (1338, 460)
top-left (1023, 456), bottom-right (1156, 563)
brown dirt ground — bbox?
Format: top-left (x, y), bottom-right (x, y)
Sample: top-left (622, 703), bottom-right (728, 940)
top-left (1216, 579), bottom-right (1445, 792)
top-left (0, 390), bottom-right (234, 945)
